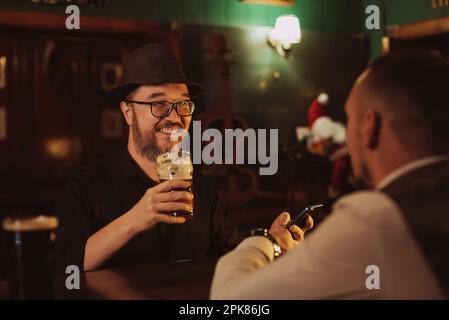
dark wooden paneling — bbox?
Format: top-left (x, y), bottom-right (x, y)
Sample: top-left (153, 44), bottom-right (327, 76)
top-left (0, 14), bottom-right (178, 215)
top-left (0, 10), bottom-right (160, 35)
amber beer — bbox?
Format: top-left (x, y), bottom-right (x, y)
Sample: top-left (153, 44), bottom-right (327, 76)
top-left (2, 215), bottom-right (58, 299)
top-left (156, 151), bottom-right (194, 221)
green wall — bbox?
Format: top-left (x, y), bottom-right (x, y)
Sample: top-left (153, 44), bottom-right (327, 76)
top-left (363, 0), bottom-right (449, 58)
top-left (2, 0), bottom-right (448, 59)
top-left (0, 0), bottom-right (361, 32)
top-left (386, 0), bottom-right (449, 25)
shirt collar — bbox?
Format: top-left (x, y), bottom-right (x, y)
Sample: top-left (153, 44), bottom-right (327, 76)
top-left (118, 147), bottom-right (156, 185)
top-left (376, 154), bottom-right (449, 190)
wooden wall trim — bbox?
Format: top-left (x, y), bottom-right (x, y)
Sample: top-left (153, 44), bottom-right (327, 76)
top-left (388, 16), bottom-right (449, 40)
top-left (240, 0), bottom-right (295, 7)
top-left (0, 10), bottom-right (160, 35)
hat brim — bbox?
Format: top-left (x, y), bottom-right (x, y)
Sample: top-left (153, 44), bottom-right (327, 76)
top-left (109, 80), bottom-right (204, 104)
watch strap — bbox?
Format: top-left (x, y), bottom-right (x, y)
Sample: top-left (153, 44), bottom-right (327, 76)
top-left (245, 228), bottom-right (282, 258)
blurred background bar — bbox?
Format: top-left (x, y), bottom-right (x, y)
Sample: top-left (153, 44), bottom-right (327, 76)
top-left (0, 0), bottom-right (448, 279)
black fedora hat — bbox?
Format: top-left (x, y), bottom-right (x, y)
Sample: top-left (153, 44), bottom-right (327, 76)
top-left (110, 43), bottom-right (203, 103)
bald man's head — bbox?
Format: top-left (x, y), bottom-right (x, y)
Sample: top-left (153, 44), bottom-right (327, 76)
top-left (352, 51), bottom-right (449, 154)
top-left (345, 51), bottom-right (449, 189)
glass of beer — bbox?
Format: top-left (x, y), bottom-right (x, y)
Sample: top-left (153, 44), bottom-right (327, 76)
top-left (2, 215), bottom-right (58, 299)
top-left (156, 150), bottom-right (194, 221)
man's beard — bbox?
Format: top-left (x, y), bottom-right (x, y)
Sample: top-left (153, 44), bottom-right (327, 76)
top-left (132, 116), bottom-right (171, 161)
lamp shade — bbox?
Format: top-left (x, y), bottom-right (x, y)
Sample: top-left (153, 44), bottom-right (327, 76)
top-left (271, 15), bottom-right (301, 45)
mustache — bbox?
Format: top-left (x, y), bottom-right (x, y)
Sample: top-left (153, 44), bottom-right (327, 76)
top-left (155, 120), bottom-right (184, 130)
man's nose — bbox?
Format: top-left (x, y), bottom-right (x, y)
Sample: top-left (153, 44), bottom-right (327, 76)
top-left (166, 106), bottom-right (182, 123)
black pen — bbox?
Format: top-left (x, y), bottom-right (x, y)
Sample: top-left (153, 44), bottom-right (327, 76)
top-left (285, 203), bottom-right (324, 230)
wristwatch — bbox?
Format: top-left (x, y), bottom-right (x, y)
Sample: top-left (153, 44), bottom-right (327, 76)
top-left (246, 228), bottom-right (283, 258)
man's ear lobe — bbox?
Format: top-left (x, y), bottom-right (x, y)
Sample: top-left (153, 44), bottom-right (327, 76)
top-left (363, 110), bottom-right (381, 149)
top-left (120, 101), bottom-right (133, 126)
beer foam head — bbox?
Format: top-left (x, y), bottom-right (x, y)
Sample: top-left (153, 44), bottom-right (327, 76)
top-left (2, 215), bottom-right (58, 232)
top-left (156, 151), bottom-right (193, 180)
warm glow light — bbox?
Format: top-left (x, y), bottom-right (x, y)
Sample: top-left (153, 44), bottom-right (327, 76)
top-left (273, 15), bottom-right (301, 44)
top-left (268, 15), bottom-right (301, 57)
top-left (44, 138), bottom-right (71, 160)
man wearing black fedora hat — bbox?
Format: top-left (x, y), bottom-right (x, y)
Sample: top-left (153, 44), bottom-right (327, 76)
top-left (55, 44), bottom-right (238, 271)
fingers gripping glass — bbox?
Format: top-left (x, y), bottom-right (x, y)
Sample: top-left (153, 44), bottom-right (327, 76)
top-left (126, 100), bottom-right (195, 118)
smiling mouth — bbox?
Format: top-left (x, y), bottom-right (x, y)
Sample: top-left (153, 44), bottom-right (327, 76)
top-left (157, 126), bottom-right (183, 135)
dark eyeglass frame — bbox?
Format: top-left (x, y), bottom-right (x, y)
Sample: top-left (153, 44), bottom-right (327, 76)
top-left (125, 100), bottom-right (195, 118)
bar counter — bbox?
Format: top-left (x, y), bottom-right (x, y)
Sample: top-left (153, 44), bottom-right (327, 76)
top-left (0, 258), bottom-right (218, 300)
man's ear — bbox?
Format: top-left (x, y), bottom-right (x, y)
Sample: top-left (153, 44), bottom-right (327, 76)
top-left (362, 110), bottom-right (381, 150)
top-left (120, 101), bottom-right (133, 126)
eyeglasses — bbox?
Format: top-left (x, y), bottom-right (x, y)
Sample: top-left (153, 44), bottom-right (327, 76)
top-left (126, 100), bottom-right (195, 118)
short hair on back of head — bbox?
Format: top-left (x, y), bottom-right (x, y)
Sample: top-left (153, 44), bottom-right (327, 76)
top-left (361, 50), bottom-right (449, 154)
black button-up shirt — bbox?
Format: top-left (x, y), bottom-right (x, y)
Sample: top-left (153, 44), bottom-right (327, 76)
top-left (55, 147), bottom-right (238, 271)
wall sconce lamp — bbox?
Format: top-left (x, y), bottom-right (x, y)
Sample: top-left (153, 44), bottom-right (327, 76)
top-left (268, 15), bottom-right (301, 57)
